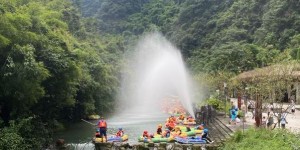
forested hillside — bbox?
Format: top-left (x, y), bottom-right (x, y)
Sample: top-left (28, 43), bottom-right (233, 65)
top-left (75, 0), bottom-right (300, 73)
top-left (1, 0), bottom-right (300, 148)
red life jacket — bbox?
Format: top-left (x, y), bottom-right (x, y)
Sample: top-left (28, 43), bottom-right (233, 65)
top-left (95, 132), bottom-right (100, 137)
top-left (116, 131), bottom-right (124, 137)
top-left (143, 133), bottom-right (149, 138)
top-left (98, 120), bottom-right (107, 128)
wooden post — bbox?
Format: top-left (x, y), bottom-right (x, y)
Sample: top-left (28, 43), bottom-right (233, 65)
top-left (287, 84), bottom-right (292, 101)
top-left (296, 82), bottom-right (300, 104)
top-left (255, 93), bottom-right (262, 127)
top-left (238, 92), bottom-right (242, 109)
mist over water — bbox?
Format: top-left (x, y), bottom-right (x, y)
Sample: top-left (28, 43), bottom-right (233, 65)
top-left (116, 32), bottom-right (196, 119)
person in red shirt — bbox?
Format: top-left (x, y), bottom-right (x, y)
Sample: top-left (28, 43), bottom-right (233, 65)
top-left (96, 116), bottom-right (107, 142)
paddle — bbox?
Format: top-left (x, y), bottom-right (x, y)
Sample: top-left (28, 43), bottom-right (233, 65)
top-left (81, 119), bottom-right (96, 126)
top-left (81, 119), bottom-right (115, 136)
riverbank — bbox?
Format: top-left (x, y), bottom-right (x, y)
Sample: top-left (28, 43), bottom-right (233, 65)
top-left (94, 141), bottom-right (218, 150)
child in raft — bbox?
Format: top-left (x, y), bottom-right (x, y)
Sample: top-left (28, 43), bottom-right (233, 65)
top-left (201, 128), bottom-right (214, 144)
top-left (170, 115), bottom-right (177, 122)
top-left (142, 131), bottom-right (154, 142)
top-left (157, 124), bottom-right (163, 135)
top-left (172, 127), bottom-right (183, 137)
top-left (143, 131), bottom-right (154, 138)
top-left (166, 119), bottom-right (176, 131)
top-left (143, 130), bottom-right (149, 138)
top-left (178, 114), bottom-right (185, 121)
top-left (116, 128), bottom-right (124, 137)
top-left (95, 129), bottom-right (101, 138)
top-left (162, 129), bottom-right (171, 138)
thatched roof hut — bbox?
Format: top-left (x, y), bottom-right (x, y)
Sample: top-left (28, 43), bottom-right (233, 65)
top-left (234, 64), bottom-right (300, 82)
top-left (233, 63), bottom-right (300, 104)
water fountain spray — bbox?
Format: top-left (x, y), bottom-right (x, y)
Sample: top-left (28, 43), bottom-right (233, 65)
top-left (118, 32), bottom-right (196, 118)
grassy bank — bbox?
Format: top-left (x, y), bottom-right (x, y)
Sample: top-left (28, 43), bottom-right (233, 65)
top-left (220, 128), bottom-right (300, 150)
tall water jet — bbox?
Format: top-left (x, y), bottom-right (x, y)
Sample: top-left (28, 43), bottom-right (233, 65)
top-left (118, 32), bottom-right (196, 118)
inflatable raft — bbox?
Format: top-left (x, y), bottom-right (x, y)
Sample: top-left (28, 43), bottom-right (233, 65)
top-left (175, 137), bottom-right (206, 144)
top-left (176, 126), bottom-right (197, 132)
top-left (108, 135), bottom-right (128, 142)
top-left (94, 135), bottom-right (128, 143)
top-left (93, 137), bottom-right (106, 143)
top-left (171, 128), bottom-right (203, 136)
top-left (138, 136), bottom-right (175, 143)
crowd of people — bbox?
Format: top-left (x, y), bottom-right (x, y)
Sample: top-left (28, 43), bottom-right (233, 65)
top-left (141, 114), bottom-right (214, 144)
top-left (161, 97), bottom-right (186, 115)
top-left (229, 98), bottom-right (297, 130)
top-left (92, 110), bottom-right (215, 144)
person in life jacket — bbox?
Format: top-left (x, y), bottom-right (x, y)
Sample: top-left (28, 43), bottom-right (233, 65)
top-left (201, 128), bottom-right (214, 144)
top-left (95, 129), bottom-right (101, 138)
top-left (116, 128), bottom-right (124, 137)
top-left (168, 120), bottom-right (176, 131)
top-left (178, 114), bottom-right (185, 121)
top-left (163, 129), bottom-right (170, 138)
top-left (173, 126), bottom-right (182, 136)
top-left (143, 130), bottom-right (149, 138)
top-left (96, 116), bottom-right (107, 142)
top-left (157, 124), bottom-right (163, 135)
top-left (171, 115), bottom-right (177, 122)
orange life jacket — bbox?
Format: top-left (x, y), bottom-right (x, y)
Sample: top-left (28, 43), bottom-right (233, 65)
top-left (98, 120), bottom-right (107, 128)
top-left (179, 115), bottom-right (184, 120)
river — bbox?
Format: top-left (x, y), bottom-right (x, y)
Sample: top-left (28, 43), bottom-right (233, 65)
top-left (54, 112), bottom-right (169, 149)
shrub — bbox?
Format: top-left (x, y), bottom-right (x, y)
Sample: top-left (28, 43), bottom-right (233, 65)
top-left (206, 97), bottom-right (223, 110)
top-left (0, 128), bottom-right (24, 150)
top-left (206, 97), bottom-right (231, 111)
top-left (0, 117), bottom-right (51, 150)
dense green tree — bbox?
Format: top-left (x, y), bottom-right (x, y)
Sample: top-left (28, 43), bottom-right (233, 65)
top-left (0, 0), bottom-right (120, 126)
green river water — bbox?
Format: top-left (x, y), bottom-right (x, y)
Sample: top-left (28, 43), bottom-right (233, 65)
top-left (54, 112), bottom-right (168, 149)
